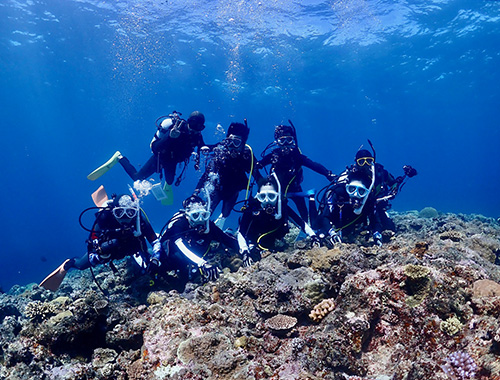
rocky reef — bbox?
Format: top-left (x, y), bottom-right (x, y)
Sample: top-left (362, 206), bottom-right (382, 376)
top-left (1, 211), bottom-right (500, 380)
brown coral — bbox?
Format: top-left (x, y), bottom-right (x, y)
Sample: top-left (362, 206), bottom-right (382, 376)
top-left (439, 230), bottom-right (464, 242)
top-left (309, 298), bottom-right (335, 322)
top-left (265, 314), bottom-right (298, 331)
top-left (471, 279), bottom-right (500, 297)
top-left (411, 241), bottom-right (429, 259)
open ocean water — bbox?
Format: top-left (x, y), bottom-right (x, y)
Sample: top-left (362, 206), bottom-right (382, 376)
top-left (0, 0), bottom-right (499, 291)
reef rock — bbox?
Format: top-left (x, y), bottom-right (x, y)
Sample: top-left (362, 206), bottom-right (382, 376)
top-left (0, 211), bottom-right (500, 379)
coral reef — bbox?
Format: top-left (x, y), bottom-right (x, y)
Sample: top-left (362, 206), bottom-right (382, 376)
top-left (1, 211), bottom-right (500, 379)
top-left (441, 351), bottom-right (477, 379)
top-left (309, 298), bottom-right (336, 322)
top-left (419, 207), bottom-right (439, 219)
top-left (265, 314), bottom-right (297, 333)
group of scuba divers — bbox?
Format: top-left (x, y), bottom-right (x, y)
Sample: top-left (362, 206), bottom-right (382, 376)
top-left (40, 110), bottom-right (417, 292)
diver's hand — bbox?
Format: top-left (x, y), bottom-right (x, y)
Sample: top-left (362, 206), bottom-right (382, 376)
top-left (310, 234), bottom-right (321, 248)
top-left (200, 263), bottom-right (221, 281)
top-left (403, 165), bottom-right (417, 178)
top-left (241, 251), bottom-right (254, 267)
top-left (327, 171), bottom-right (338, 183)
top-left (147, 257), bottom-right (161, 274)
top-left (373, 231), bottom-right (383, 247)
top-left (328, 228), bottom-right (342, 244)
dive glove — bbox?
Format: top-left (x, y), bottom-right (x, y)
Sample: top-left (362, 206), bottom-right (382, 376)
top-left (328, 228), bottom-right (342, 244)
top-left (310, 234), bottom-right (321, 248)
top-left (373, 231), bottom-right (383, 247)
top-left (241, 251), bottom-right (254, 267)
top-left (200, 263), bottom-right (221, 281)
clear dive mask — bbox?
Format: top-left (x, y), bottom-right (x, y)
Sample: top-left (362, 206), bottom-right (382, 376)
top-left (112, 195), bottom-right (139, 220)
top-left (113, 206), bottom-right (138, 219)
top-left (225, 135), bottom-right (243, 149)
top-left (276, 136), bottom-right (295, 146)
top-left (185, 203), bottom-right (211, 225)
top-left (346, 182), bottom-right (369, 199)
top-left (256, 190), bottom-right (279, 204)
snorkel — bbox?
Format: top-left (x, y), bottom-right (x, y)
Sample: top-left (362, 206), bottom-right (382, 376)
top-left (272, 171), bottom-right (282, 220)
top-left (256, 172), bottom-right (282, 219)
top-left (185, 190), bottom-right (211, 234)
top-left (350, 167), bottom-right (375, 215)
top-left (127, 185), bottom-right (142, 237)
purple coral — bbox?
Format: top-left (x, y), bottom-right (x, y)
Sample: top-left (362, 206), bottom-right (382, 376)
top-left (441, 351), bottom-right (477, 380)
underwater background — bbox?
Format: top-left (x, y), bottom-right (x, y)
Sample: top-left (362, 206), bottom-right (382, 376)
top-left (0, 0), bottom-right (499, 291)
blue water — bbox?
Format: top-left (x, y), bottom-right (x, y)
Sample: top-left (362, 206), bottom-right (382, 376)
top-left (1, 0), bottom-right (499, 290)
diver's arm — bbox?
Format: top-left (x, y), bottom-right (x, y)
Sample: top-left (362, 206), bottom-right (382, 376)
top-left (287, 206), bottom-right (316, 237)
top-left (300, 154), bottom-right (332, 178)
top-left (210, 222), bottom-right (239, 251)
top-left (174, 238), bottom-right (206, 266)
top-left (257, 153), bottom-right (272, 169)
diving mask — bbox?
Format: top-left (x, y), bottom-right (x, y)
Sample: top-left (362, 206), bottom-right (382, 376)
top-left (346, 182), bottom-right (369, 199)
top-left (356, 157), bottom-right (374, 167)
top-left (277, 136), bottom-right (295, 146)
top-left (113, 195), bottom-right (139, 220)
top-left (113, 206), bottom-right (138, 219)
top-left (225, 135), bottom-right (243, 149)
top-left (256, 190), bottom-right (279, 204)
top-left (186, 203), bottom-right (211, 225)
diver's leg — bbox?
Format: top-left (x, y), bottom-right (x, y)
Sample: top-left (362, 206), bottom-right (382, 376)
top-left (291, 196), bottom-right (309, 224)
top-left (308, 194), bottom-right (319, 229)
top-left (119, 155), bottom-right (157, 180)
top-left (163, 160), bottom-right (177, 185)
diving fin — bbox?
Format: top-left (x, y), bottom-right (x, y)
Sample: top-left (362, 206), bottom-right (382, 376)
top-left (39, 259), bottom-right (72, 291)
top-left (87, 151), bottom-right (122, 181)
top-left (91, 185), bottom-right (109, 207)
top-left (151, 182), bottom-right (173, 205)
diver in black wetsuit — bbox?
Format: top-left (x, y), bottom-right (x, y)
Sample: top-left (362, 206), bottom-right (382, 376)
top-left (195, 121), bottom-right (262, 228)
top-left (40, 193), bottom-right (160, 291)
top-left (236, 173), bottom-right (319, 263)
top-left (71, 194), bottom-right (160, 270)
top-left (258, 123), bottom-right (336, 222)
top-left (312, 171), bottom-right (377, 244)
top-left (312, 141), bottom-right (417, 246)
top-left (88, 111), bottom-right (207, 186)
top-left (154, 195), bottom-right (239, 286)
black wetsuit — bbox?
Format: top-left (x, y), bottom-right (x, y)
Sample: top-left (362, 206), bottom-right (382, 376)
top-left (348, 162), bottom-right (401, 232)
top-left (196, 143), bottom-right (262, 217)
top-left (158, 213), bottom-right (238, 279)
top-left (239, 197), bottom-right (310, 251)
top-left (73, 208), bottom-right (157, 270)
top-left (120, 121), bottom-right (205, 185)
top-left (259, 146), bottom-right (332, 221)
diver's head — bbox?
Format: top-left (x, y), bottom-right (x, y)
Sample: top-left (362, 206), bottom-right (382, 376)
top-left (355, 149), bottom-right (375, 168)
top-left (345, 175), bottom-right (371, 214)
top-left (255, 178), bottom-right (280, 215)
top-left (111, 194), bottom-right (138, 224)
top-left (183, 195), bottom-right (211, 230)
top-left (274, 125), bottom-right (296, 147)
top-left (187, 111), bottom-right (205, 132)
top-left (225, 122), bottom-right (249, 155)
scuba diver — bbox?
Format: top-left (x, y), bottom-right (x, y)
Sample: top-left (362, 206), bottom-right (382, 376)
top-left (258, 122), bottom-right (336, 223)
top-left (311, 141), bottom-right (417, 246)
top-left (195, 121), bottom-right (262, 228)
top-left (153, 194), bottom-right (240, 287)
top-left (40, 189), bottom-right (160, 291)
top-left (311, 171), bottom-right (377, 245)
top-left (236, 173), bottom-right (320, 264)
top-left (87, 110), bottom-right (207, 187)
